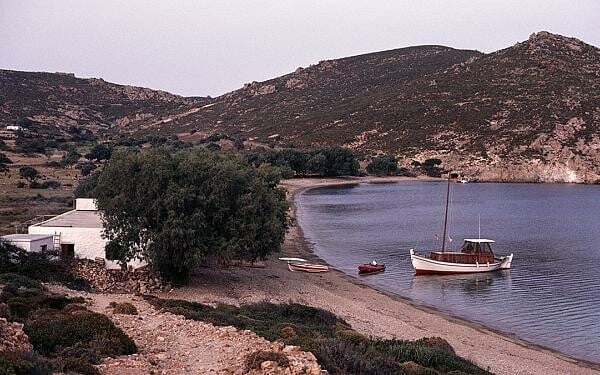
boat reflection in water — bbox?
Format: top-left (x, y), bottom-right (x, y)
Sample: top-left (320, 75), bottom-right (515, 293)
top-left (410, 270), bottom-right (512, 296)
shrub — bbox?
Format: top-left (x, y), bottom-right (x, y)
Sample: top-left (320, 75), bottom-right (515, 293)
top-left (244, 350), bottom-right (290, 370)
top-left (41, 180), bottom-right (61, 189)
top-left (416, 337), bottom-right (455, 355)
top-left (111, 302), bottom-right (138, 315)
top-left (0, 303), bottom-right (10, 320)
top-left (315, 338), bottom-right (406, 375)
top-left (367, 155), bottom-right (398, 176)
top-left (25, 310), bottom-right (137, 356)
top-left (0, 351), bottom-right (51, 375)
top-left (0, 242), bottom-right (90, 291)
top-left (75, 162), bottom-right (97, 176)
top-left (84, 143), bottom-right (112, 162)
top-left (19, 166), bottom-right (39, 182)
top-left (16, 181), bottom-right (25, 188)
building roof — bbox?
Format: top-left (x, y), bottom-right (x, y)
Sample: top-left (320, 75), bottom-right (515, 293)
top-left (33, 209), bottom-right (103, 228)
top-left (2, 233), bottom-right (54, 242)
top-left (463, 239), bottom-right (495, 243)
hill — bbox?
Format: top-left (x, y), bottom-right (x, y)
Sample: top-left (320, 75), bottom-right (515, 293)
top-left (1, 31), bottom-right (599, 182)
top-left (0, 70), bottom-right (207, 135)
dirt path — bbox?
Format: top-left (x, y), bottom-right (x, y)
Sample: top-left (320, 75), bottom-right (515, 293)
top-left (49, 286), bottom-right (320, 375)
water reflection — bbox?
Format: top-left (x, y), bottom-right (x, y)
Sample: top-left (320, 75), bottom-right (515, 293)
top-left (410, 271), bottom-right (511, 295)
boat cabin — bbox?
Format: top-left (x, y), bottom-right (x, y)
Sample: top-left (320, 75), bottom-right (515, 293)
top-left (430, 239), bottom-right (496, 264)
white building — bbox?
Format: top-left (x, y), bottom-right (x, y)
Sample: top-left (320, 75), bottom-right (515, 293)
top-left (27, 198), bottom-right (143, 269)
top-left (5, 125), bottom-right (23, 131)
top-left (1, 233), bottom-right (54, 252)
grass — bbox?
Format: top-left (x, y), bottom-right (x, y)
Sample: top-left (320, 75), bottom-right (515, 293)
top-left (144, 296), bottom-right (491, 375)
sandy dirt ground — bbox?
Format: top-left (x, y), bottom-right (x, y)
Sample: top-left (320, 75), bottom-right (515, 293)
top-left (159, 177), bottom-right (600, 375)
top-left (49, 285), bottom-right (321, 375)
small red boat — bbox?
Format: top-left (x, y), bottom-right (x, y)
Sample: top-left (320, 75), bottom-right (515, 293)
top-left (358, 263), bottom-right (385, 274)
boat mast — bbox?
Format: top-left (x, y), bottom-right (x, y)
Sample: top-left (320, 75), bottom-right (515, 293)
top-left (441, 173), bottom-right (451, 253)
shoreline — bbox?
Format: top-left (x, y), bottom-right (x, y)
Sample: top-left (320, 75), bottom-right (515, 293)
top-left (165, 176), bottom-right (600, 375)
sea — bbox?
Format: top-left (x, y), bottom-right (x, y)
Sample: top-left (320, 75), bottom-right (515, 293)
top-left (296, 181), bottom-right (600, 363)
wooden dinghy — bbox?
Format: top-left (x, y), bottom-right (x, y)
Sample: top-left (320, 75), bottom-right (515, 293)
top-left (279, 257), bottom-right (329, 273)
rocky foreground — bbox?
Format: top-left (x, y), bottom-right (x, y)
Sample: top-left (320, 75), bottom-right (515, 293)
top-left (49, 285), bottom-right (322, 375)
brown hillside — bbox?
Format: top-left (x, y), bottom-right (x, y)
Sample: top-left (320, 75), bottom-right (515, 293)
top-left (1, 31), bottom-right (599, 182)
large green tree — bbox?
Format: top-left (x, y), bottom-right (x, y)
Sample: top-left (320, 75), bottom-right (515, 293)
top-left (93, 148), bottom-right (289, 283)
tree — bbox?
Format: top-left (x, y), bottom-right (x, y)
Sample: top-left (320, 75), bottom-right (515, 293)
top-left (366, 155), bottom-right (398, 176)
top-left (420, 158), bottom-right (444, 177)
top-left (75, 162), bottom-right (97, 176)
top-left (0, 152), bottom-right (12, 173)
top-left (93, 149), bottom-right (290, 283)
top-left (85, 143), bottom-right (112, 162)
top-left (62, 148), bottom-right (82, 167)
top-left (318, 147), bottom-right (359, 177)
top-left (19, 166), bottom-right (39, 182)
top-left (74, 170), bottom-right (100, 198)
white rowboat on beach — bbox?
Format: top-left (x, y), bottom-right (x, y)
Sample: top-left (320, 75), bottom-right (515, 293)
top-left (287, 262), bottom-right (329, 273)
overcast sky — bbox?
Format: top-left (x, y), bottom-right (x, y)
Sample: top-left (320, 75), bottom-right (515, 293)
top-left (1, 1), bottom-right (599, 97)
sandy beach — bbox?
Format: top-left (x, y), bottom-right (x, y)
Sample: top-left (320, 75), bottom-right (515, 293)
top-left (160, 176), bottom-right (600, 375)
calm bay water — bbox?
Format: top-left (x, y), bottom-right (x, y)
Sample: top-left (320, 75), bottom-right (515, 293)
top-left (296, 181), bottom-right (600, 363)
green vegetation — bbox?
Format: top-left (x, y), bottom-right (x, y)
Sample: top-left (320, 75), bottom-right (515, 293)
top-left (367, 154), bottom-right (398, 176)
top-left (109, 302), bottom-right (138, 315)
top-left (18, 166), bottom-right (39, 183)
top-left (0, 152), bottom-right (12, 173)
top-left (61, 147), bottom-right (82, 167)
top-left (145, 297), bottom-right (490, 375)
top-left (0, 240), bottom-right (89, 291)
top-left (245, 147), bottom-right (359, 177)
top-left (84, 143), bottom-right (112, 162)
top-left (0, 273), bottom-right (136, 375)
top-left (413, 158), bottom-right (445, 177)
top-left (75, 162), bottom-right (97, 176)
top-left (91, 148), bottom-right (289, 283)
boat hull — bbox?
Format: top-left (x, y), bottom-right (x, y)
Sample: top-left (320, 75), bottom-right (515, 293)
top-left (410, 249), bottom-right (513, 275)
top-left (288, 262), bottom-right (329, 273)
top-left (358, 264), bottom-right (385, 274)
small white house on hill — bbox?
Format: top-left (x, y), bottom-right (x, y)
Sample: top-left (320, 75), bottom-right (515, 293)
top-left (1, 234), bottom-right (54, 252)
top-left (27, 198), bottom-right (143, 270)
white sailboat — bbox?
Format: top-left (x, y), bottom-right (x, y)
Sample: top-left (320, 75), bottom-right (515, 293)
top-left (409, 175), bottom-right (513, 275)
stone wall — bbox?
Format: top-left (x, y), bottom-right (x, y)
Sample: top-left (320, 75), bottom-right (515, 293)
top-left (70, 259), bottom-right (170, 294)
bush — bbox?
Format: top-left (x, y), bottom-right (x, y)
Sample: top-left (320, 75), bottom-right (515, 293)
top-left (0, 351), bottom-right (51, 375)
top-left (244, 350), bottom-right (290, 370)
top-left (0, 241), bottom-right (90, 290)
top-left (75, 162), bottom-right (97, 176)
top-left (111, 302), bottom-right (138, 315)
top-left (367, 155), bottom-right (398, 176)
top-left (41, 180), bottom-right (61, 189)
top-left (25, 310), bottom-right (137, 356)
top-left (19, 166), bottom-right (39, 182)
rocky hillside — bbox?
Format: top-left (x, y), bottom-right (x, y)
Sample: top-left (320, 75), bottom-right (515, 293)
top-left (0, 70), bottom-right (207, 135)
top-left (2, 31), bottom-right (599, 182)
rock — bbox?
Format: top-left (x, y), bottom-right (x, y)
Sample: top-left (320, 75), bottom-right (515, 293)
top-left (0, 318), bottom-right (32, 352)
top-left (261, 360), bottom-right (278, 370)
top-left (69, 259), bottom-right (165, 294)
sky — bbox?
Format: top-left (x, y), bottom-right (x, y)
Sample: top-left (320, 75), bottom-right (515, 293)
top-left (1, 1), bottom-right (599, 97)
